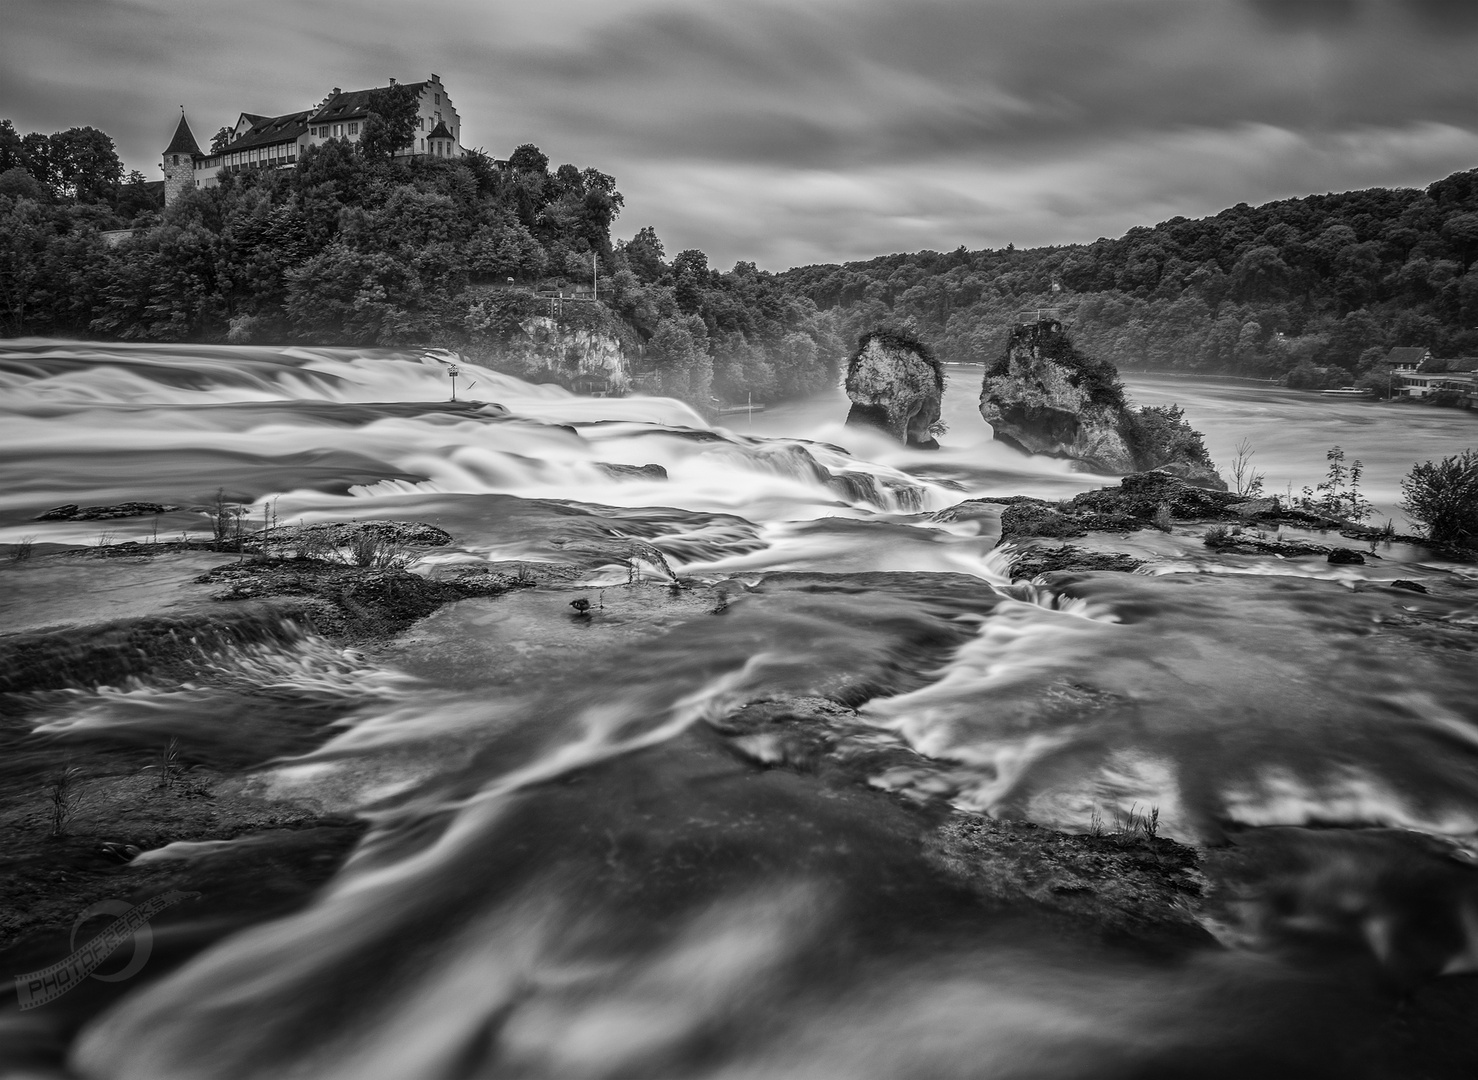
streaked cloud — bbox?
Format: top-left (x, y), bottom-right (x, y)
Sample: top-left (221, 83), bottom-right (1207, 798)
top-left (4, 0), bottom-right (1477, 268)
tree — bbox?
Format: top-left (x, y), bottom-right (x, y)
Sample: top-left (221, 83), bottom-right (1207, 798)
top-left (647, 314), bottom-right (710, 404)
top-left (1400, 450), bottom-right (1478, 547)
top-left (115, 170), bottom-right (158, 219)
top-left (508, 144), bottom-right (549, 175)
top-left (211, 127), bottom-right (235, 154)
top-left (0, 120), bottom-right (22, 174)
top-left (0, 167), bottom-right (46, 201)
top-left (359, 83), bottom-right (419, 160)
top-left (622, 226), bottom-right (666, 283)
top-left (48, 127), bottom-right (122, 203)
top-left (19, 132), bottom-right (50, 190)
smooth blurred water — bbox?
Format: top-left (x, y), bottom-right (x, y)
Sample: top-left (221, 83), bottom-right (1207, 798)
top-left (2, 341), bottom-right (1477, 1080)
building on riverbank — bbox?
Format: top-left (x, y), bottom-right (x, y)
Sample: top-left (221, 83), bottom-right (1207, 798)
top-left (162, 74), bottom-right (463, 204)
top-left (1381, 349), bottom-right (1478, 405)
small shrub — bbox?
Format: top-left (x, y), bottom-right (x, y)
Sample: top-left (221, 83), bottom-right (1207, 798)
top-left (294, 530), bottom-right (336, 562)
top-left (1121, 404), bottom-right (1212, 470)
top-left (211, 488), bottom-right (246, 546)
top-left (1400, 450), bottom-right (1478, 547)
top-left (1230, 437), bottom-right (1265, 498)
top-left (349, 532), bottom-right (413, 569)
top-left (48, 767), bottom-right (82, 837)
top-left (1151, 503), bottom-right (1173, 533)
top-left (1203, 523), bottom-right (1236, 547)
top-left (9, 535), bottom-right (35, 562)
top-left (1297, 446), bottom-right (1374, 523)
top-left (1113, 803), bottom-right (1160, 839)
top-left (626, 540), bottom-right (677, 582)
top-left (145, 738), bottom-right (198, 789)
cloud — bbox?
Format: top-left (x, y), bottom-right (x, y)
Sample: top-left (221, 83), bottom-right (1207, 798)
top-left (3, 0), bottom-right (1477, 268)
top-left (624, 122), bottom-right (1478, 268)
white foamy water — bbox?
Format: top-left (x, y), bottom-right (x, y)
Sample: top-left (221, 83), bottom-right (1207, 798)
top-left (2, 340), bottom-right (1476, 1079)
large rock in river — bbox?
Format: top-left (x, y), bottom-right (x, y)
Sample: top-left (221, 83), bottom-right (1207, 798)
top-left (980, 320), bottom-right (1225, 488)
top-left (845, 330), bottom-right (943, 449)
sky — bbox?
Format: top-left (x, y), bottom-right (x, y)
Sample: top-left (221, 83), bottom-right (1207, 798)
top-left (3, 0), bottom-right (1478, 270)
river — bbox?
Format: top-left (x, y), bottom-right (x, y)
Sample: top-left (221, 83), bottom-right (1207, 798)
top-left (2, 341), bottom-right (1477, 1079)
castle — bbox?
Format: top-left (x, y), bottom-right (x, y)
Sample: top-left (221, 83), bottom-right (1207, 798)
top-left (162, 74), bottom-right (463, 204)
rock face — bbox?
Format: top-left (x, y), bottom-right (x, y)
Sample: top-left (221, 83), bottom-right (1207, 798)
top-left (463, 298), bottom-right (635, 395)
top-left (981, 320), bottom-right (1225, 488)
top-left (845, 330), bottom-right (943, 449)
top-left (519, 314), bottom-right (631, 395)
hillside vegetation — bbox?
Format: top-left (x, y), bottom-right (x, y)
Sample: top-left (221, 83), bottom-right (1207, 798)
top-left (0, 120), bottom-right (840, 410)
top-left (780, 168), bottom-right (1478, 389)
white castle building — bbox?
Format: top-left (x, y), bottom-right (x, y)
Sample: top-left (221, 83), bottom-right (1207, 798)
top-left (162, 74), bottom-right (463, 204)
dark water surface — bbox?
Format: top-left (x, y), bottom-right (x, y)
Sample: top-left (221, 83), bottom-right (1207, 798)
top-left (2, 341), bottom-right (1477, 1079)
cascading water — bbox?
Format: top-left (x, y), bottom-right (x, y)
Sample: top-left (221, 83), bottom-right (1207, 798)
top-left (2, 341), bottom-right (1478, 1079)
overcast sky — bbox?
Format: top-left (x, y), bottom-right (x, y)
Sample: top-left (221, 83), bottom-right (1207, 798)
top-left (4, 0), bottom-right (1477, 269)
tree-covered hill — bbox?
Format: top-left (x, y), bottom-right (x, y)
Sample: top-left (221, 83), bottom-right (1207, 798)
top-left (779, 168), bottom-right (1478, 389)
top-left (0, 117), bottom-right (840, 410)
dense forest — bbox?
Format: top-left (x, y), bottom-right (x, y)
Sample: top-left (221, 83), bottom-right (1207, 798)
top-left (780, 170), bottom-right (1478, 390)
top-left (0, 107), bottom-right (840, 410)
top-left (7, 103), bottom-right (1478, 405)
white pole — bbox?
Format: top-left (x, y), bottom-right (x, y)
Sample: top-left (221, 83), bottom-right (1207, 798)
top-left (593, 253), bottom-right (598, 302)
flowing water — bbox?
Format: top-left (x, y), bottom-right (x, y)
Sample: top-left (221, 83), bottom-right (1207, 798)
top-left (2, 341), bottom-right (1478, 1078)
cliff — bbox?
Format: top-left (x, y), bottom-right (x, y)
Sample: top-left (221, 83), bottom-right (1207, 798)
top-left (845, 329), bottom-right (944, 449)
top-left (462, 293), bottom-right (636, 395)
top-left (981, 320), bottom-right (1223, 487)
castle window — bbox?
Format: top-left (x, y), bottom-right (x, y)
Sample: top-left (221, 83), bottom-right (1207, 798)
top-left (349, 122), bottom-right (359, 136)
top-left (420, 138), bottom-right (425, 152)
top-left (435, 93), bottom-right (441, 104)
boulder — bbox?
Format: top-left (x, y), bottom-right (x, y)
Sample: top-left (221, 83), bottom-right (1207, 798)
top-left (1227, 497), bottom-right (1280, 518)
top-left (37, 502), bottom-right (181, 521)
top-left (844, 330), bottom-right (943, 449)
top-left (596, 463), bottom-right (669, 481)
top-left (980, 320), bottom-right (1226, 488)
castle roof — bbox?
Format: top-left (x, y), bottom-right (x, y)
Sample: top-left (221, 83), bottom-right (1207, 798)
top-left (163, 115), bottom-right (202, 157)
top-left (308, 82), bottom-right (429, 125)
top-left (427, 121), bottom-right (454, 140)
top-left (215, 111), bottom-right (312, 156)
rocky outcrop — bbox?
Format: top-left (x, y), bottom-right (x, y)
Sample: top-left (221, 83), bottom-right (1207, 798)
top-left (37, 502), bottom-right (181, 521)
top-left (463, 295), bottom-right (636, 395)
top-left (844, 330), bottom-right (943, 449)
top-left (981, 320), bottom-right (1225, 488)
top-left (518, 314), bottom-right (631, 395)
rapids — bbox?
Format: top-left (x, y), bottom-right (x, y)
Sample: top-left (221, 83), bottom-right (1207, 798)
top-left (2, 340), bottom-right (1477, 1079)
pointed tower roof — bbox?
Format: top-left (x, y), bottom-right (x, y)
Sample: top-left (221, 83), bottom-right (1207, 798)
top-left (164, 114), bottom-right (202, 157)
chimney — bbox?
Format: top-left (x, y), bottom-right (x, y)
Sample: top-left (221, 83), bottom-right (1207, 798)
top-left (388, 77), bottom-right (396, 85)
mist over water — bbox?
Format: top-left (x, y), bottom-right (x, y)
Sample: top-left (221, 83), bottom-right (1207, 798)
top-left (3, 341), bottom-right (1478, 1079)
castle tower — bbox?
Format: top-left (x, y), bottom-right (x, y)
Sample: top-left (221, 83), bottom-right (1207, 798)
top-left (161, 113), bottom-right (202, 205)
